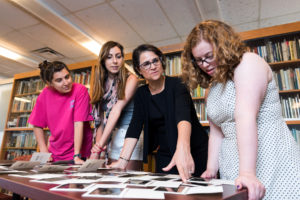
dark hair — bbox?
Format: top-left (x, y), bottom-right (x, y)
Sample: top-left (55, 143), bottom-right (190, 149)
top-left (132, 44), bottom-right (166, 78)
top-left (38, 60), bottom-right (70, 83)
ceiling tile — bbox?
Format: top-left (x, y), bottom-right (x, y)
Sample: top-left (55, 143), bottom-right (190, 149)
top-left (260, 12), bottom-right (300, 28)
top-left (0, 1), bottom-right (39, 29)
top-left (64, 14), bottom-right (106, 44)
top-left (0, 23), bottom-right (13, 37)
top-left (158, 0), bottom-right (201, 36)
top-left (152, 37), bottom-right (182, 49)
top-left (20, 24), bottom-right (91, 59)
top-left (1, 31), bottom-right (44, 54)
top-left (233, 21), bottom-right (259, 32)
top-left (54, 0), bottom-right (106, 12)
top-left (111, 0), bottom-right (177, 42)
top-left (219, 0), bottom-right (259, 25)
top-left (74, 3), bottom-right (144, 47)
top-left (39, 0), bottom-right (70, 16)
top-left (261, 0), bottom-right (300, 19)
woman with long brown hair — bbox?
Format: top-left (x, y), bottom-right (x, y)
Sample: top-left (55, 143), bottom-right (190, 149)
top-left (90, 41), bottom-right (143, 170)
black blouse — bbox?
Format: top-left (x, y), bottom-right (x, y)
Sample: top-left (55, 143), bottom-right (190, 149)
top-left (126, 76), bottom-right (208, 163)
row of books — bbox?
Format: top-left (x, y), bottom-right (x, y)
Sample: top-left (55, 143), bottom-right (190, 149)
top-left (250, 37), bottom-right (300, 63)
top-left (11, 95), bottom-right (38, 112)
top-left (5, 149), bottom-right (35, 160)
top-left (194, 100), bottom-right (207, 121)
top-left (272, 67), bottom-right (300, 91)
top-left (191, 85), bottom-right (206, 98)
top-left (71, 70), bottom-right (91, 87)
top-left (290, 127), bottom-right (300, 145)
top-left (7, 114), bottom-right (31, 128)
top-left (165, 55), bottom-right (182, 76)
top-left (15, 78), bottom-right (45, 95)
top-left (6, 132), bottom-right (37, 148)
top-left (280, 94), bottom-right (300, 119)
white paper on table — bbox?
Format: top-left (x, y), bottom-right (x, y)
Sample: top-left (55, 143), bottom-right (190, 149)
top-left (82, 184), bottom-right (126, 198)
top-left (78, 159), bottom-right (105, 172)
top-left (208, 179), bottom-right (235, 185)
top-left (50, 183), bottom-right (96, 192)
top-left (9, 161), bottom-right (40, 170)
top-left (30, 152), bottom-right (52, 164)
top-left (99, 176), bottom-right (129, 183)
top-left (68, 173), bottom-right (102, 177)
top-left (123, 171), bottom-right (150, 175)
top-left (35, 165), bottom-right (70, 172)
top-left (164, 174), bottom-right (181, 179)
top-left (131, 175), bottom-right (161, 181)
top-left (123, 188), bottom-right (165, 199)
top-left (183, 185), bottom-right (223, 194)
top-left (9, 173), bottom-right (65, 179)
top-left (147, 181), bottom-right (182, 188)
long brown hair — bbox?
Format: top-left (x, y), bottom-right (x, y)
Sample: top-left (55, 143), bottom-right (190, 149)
top-left (90, 41), bottom-right (128, 105)
top-left (181, 20), bottom-right (248, 89)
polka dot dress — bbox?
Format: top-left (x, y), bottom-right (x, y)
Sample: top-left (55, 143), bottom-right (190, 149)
top-left (207, 79), bottom-right (300, 200)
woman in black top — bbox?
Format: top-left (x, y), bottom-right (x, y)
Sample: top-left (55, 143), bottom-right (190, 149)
top-left (108, 44), bottom-right (208, 181)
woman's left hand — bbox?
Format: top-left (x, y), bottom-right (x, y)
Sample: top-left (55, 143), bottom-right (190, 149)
top-left (73, 156), bottom-right (85, 165)
top-left (235, 173), bottom-right (265, 200)
top-left (162, 145), bottom-right (194, 182)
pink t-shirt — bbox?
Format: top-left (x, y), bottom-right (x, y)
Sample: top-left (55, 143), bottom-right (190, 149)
top-left (28, 83), bottom-right (93, 161)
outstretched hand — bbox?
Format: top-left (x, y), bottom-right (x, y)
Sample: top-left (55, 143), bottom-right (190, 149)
top-left (162, 146), bottom-right (194, 182)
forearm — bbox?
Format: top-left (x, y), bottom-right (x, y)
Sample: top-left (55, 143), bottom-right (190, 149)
top-left (74, 121), bottom-right (84, 155)
top-left (206, 131), bottom-right (222, 171)
top-left (33, 126), bottom-right (48, 152)
top-left (119, 138), bottom-right (138, 160)
top-left (176, 121), bottom-right (191, 149)
top-left (236, 116), bottom-right (258, 175)
top-left (98, 109), bottom-right (121, 147)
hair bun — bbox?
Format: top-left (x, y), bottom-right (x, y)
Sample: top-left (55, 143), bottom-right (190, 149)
top-left (38, 60), bottom-right (48, 69)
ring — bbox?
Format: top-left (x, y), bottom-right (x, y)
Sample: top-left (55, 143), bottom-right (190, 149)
top-left (188, 170), bottom-right (193, 174)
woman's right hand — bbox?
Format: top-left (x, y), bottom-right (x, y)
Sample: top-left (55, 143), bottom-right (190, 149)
top-left (107, 159), bottom-right (127, 170)
top-left (200, 168), bottom-right (218, 179)
top-left (91, 143), bottom-right (104, 153)
top-left (89, 152), bottom-right (99, 159)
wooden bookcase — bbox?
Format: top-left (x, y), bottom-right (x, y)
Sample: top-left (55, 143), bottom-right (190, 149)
top-left (0, 60), bottom-right (96, 160)
top-left (126, 21), bottom-right (300, 141)
top-left (2, 21), bottom-right (300, 161)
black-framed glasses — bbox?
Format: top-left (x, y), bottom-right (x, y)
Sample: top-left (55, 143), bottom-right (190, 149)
top-left (192, 54), bottom-right (214, 66)
top-left (139, 57), bottom-right (160, 70)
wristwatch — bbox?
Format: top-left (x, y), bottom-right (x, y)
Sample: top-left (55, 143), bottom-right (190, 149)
top-left (73, 153), bottom-right (81, 159)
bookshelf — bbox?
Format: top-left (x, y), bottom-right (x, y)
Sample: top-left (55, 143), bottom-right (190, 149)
top-left (0, 61), bottom-right (96, 160)
top-left (125, 21), bottom-right (300, 143)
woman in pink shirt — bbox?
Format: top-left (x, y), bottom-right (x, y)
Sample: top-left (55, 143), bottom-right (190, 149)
top-left (28, 61), bottom-right (93, 164)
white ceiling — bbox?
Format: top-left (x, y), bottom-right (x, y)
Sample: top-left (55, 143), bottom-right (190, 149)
top-left (0, 0), bottom-right (300, 78)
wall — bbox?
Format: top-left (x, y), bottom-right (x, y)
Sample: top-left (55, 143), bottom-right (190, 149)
top-left (0, 80), bottom-right (13, 148)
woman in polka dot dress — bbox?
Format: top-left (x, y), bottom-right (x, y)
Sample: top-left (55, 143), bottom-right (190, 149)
top-left (181, 20), bottom-right (300, 200)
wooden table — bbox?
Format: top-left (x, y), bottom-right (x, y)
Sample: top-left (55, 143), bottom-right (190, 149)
top-left (0, 171), bottom-right (247, 200)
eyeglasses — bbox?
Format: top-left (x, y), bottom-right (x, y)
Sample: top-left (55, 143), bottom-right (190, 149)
top-left (192, 54), bottom-right (214, 66)
top-left (139, 57), bottom-right (160, 70)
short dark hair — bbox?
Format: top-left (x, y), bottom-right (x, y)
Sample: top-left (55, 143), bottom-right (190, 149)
top-left (38, 60), bottom-right (70, 83)
top-left (132, 44), bottom-right (166, 78)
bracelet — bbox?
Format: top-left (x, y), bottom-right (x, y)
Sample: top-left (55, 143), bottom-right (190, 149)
top-left (73, 153), bottom-right (81, 159)
top-left (95, 146), bottom-right (106, 155)
top-left (119, 156), bottom-right (129, 162)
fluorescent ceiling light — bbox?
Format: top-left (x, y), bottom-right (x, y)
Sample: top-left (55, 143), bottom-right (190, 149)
top-left (0, 45), bottom-right (38, 68)
top-left (0, 46), bottom-right (22, 60)
top-left (11, 0), bottom-right (102, 56)
top-left (81, 41), bottom-right (101, 56)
